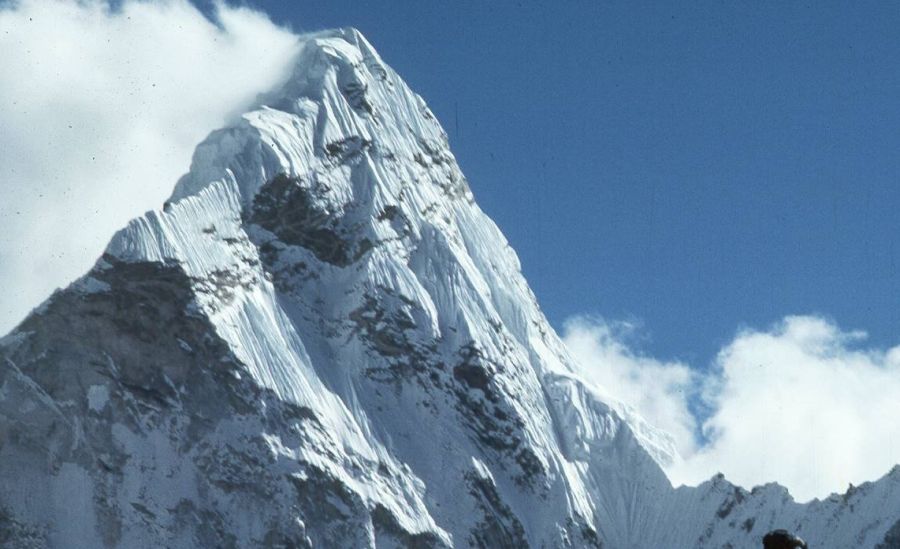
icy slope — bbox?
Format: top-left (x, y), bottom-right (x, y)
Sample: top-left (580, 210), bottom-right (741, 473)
top-left (1, 28), bottom-right (899, 548)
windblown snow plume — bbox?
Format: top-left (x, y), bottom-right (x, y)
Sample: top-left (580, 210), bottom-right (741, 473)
top-left (0, 0), bottom-right (300, 334)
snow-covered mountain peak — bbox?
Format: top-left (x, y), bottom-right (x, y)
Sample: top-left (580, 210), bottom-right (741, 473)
top-left (279, 27), bottom-right (387, 97)
top-left (3, 28), bottom-right (900, 548)
top-left (170, 27), bottom-right (450, 209)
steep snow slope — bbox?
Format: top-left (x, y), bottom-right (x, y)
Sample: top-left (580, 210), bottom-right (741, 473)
top-left (1, 28), bottom-right (899, 548)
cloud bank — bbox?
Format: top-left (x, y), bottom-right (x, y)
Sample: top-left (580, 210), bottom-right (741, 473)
top-left (564, 314), bottom-right (900, 502)
top-left (0, 0), bottom-right (300, 334)
top-left (563, 317), bottom-right (698, 457)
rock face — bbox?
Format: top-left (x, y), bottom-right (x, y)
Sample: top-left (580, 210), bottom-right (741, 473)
top-left (1, 28), bottom-right (899, 548)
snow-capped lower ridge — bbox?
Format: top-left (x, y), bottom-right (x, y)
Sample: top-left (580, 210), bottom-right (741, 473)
top-left (1, 28), bottom-right (898, 548)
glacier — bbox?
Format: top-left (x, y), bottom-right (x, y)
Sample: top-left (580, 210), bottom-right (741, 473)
top-left (1, 28), bottom-right (899, 548)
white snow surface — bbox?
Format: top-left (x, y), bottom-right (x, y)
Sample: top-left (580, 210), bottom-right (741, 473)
top-left (2, 28), bottom-right (899, 548)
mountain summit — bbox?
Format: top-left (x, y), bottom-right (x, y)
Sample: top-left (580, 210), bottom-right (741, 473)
top-left (2, 29), bottom-right (899, 548)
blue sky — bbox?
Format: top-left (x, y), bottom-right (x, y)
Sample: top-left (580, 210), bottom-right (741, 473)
top-left (230, 0), bottom-right (900, 367)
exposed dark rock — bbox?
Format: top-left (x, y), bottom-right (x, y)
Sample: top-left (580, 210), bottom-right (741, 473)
top-left (371, 505), bottom-right (447, 549)
top-left (451, 344), bottom-right (545, 488)
top-left (340, 80), bottom-right (374, 115)
top-left (876, 519), bottom-right (900, 549)
top-left (324, 136), bottom-right (372, 161)
top-left (465, 471), bottom-right (528, 549)
top-left (716, 487), bottom-right (747, 519)
top-left (0, 256), bottom-right (435, 547)
top-left (249, 174), bottom-right (372, 267)
top-left (0, 509), bottom-right (46, 549)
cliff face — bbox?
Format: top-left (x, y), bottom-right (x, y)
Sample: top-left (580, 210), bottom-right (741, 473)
top-left (2, 29), bottom-right (899, 548)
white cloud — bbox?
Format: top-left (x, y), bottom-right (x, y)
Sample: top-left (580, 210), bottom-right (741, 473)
top-left (563, 314), bottom-right (900, 502)
top-left (563, 316), bottom-right (698, 457)
top-left (674, 315), bottom-right (900, 502)
top-left (0, 0), bottom-right (301, 334)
